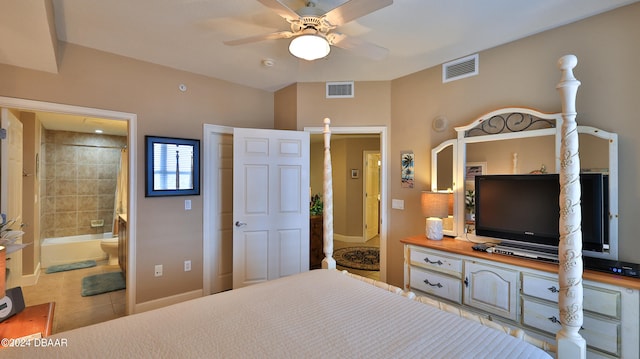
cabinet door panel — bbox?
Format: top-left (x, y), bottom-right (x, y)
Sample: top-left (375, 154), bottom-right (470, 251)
top-left (463, 261), bottom-right (518, 321)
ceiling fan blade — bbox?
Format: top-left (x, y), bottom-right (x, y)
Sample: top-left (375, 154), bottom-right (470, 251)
top-left (224, 31), bottom-right (294, 46)
top-left (323, 0), bottom-right (393, 26)
top-left (257, 0), bottom-right (300, 22)
top-left (329, 33), bottom-right (389, 60)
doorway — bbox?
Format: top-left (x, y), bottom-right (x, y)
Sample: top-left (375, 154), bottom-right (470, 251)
top-left (0, 96), bottom-right (137, 317)
top-left (202, 125), bottom-right (310, 294)
top-left (304, 126), bottom-right (388, 283)
top-left (202, 125), bottom-right (387, 291)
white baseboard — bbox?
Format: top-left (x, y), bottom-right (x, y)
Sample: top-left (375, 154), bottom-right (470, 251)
top-left (334, 233), bottom-right (366, 243)
top-left (20, 263), bottom-right (41, 287)
top-left (134, 289), bottom-right (203, 313)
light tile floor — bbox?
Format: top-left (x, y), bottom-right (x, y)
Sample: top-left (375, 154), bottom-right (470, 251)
top-left (334, 235), bottom-right (380, 280)
top-left (21, 261), bottom-right (126, 334)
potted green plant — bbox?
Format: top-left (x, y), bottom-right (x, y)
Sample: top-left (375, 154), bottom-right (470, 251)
top-left (310, 194), bottom-right (323, 216)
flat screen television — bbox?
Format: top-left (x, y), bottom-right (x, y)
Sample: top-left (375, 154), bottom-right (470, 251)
top-left (474, 173), bottom-right (608, 252)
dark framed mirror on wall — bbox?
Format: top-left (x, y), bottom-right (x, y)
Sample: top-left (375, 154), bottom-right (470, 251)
top-left (145, 136), bottom-right (200, 197)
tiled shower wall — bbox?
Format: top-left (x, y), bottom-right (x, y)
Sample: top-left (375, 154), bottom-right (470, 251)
top-left (40, 130), bottom-right (127, 239)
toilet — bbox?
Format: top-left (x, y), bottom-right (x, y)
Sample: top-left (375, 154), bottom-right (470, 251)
top-left (100, 238), bottom-right (119, 265)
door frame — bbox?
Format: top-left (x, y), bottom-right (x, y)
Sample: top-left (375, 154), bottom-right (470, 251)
top-left (303, 126), bottom-right (388, 282)
top-left (0, 96), bottom-right (137, 314)
top-left (202, 124), bottom-right (233, 295)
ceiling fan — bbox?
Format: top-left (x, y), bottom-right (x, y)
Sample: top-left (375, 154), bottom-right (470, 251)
top-left (224, 0), bottom-right (393, 61)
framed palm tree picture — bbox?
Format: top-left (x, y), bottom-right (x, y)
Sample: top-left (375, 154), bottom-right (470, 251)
top-left (401, 151), bottom-right (414, 188)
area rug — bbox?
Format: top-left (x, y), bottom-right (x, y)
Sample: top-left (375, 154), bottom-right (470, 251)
top-left (45, 260), bottom-right (97, 274)
top-left (81, 271), bottom-right (126, 297)
top-left (334, 247), bottom-right (380, 271)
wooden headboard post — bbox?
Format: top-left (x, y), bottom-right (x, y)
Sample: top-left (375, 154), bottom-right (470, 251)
top-left (556, 54), bottom-right (586, 358)
top-left (322, 118), bottom-right (336, 269)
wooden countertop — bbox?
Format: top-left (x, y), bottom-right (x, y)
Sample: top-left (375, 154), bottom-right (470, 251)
top-left (401, 235), bottom-right (640, 290)
top-left (0, 302), bottom-right (55, 342)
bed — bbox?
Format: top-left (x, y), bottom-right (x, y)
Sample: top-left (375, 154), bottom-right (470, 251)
top-left (3, 55), bottom-right (582, 358)
top-left (5, 269), bottom-right (551, 358)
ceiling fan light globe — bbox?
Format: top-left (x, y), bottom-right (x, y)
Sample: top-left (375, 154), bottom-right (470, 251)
top-left (289, 35), bottom-right (330, 61)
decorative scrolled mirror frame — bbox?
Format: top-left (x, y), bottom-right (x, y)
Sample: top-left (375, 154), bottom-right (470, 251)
top-left (431, 108), bottom-right (618, 260)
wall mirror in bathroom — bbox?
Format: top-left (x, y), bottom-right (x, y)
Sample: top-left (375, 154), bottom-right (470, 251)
top-left (145, 136), bottom-right (200, 197)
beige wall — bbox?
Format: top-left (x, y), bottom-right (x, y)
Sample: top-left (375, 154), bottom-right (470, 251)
top-left (342, 137), bottom-right (380, 236)
top-left (278, 3), bottom-right (640, 287)
top-left (295, 81), bottom-right (391, 129)
top-left (274, 84), bottom-right (297, 130)
top-left (310, 136), bottom-right (380, 238)
top-left (0, 43), bottom-right (274, 303)
top-left (309, 138), bottom-right (324, 199)
top-left (466, 136), bottom-right (556, 176)
top-left (386, 3), bottom-right (640, 286)
top-left (2, 2), bottom-right (638, 301)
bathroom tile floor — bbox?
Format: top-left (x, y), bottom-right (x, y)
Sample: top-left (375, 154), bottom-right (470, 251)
top-left (20, 261), bottom-right (126, 334)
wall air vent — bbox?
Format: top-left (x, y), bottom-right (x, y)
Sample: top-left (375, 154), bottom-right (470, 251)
top-left (443, 54), bottom-right (479, 83)
top-left (326, 81), bottom-right (354, 98)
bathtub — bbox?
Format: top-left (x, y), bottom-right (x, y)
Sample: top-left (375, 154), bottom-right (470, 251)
top-left (41, 233), bottom-right (115, 268)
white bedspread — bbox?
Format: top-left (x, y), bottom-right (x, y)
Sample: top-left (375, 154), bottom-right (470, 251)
top-left (3, 269), bottom-right (551, 358)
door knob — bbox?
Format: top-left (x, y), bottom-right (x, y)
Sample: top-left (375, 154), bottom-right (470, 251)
top-left (235, 221), bottom-right (247, 227)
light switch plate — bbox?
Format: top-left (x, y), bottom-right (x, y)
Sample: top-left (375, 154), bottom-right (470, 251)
top-left (392, 199), bottom-right (404, 210)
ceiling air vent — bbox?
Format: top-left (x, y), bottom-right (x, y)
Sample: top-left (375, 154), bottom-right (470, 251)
top-left (443, 54), bottom-right (479, 83)
top-left (326, 81), bottom-right (354, 98)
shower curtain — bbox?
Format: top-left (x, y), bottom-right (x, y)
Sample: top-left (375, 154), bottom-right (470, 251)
top-left (113, 148), bottom-right (128, 235)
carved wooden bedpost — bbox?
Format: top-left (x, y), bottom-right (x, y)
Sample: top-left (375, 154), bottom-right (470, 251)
top-left (556, 54), bottom-right (586, 358)
top-left (322, 118), bottom-right (336, 269)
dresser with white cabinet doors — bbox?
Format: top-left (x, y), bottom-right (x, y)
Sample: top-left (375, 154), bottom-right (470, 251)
top-left (402, 236), bottom-right (640, 359)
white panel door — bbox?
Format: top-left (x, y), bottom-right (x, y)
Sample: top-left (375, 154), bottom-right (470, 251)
top-left (1, 108), bottom-right (24, 288)
top-left (364, 151), bottom-right (380, 240)
top-left (232, 128), bottom-right (309, 289)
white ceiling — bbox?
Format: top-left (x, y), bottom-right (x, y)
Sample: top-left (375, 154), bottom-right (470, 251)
top-left (1, 0), bottom-right (638, 134)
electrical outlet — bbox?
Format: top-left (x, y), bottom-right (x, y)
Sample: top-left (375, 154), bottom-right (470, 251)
top-left (184, 260), bottom-right (191, 272)
top-left (154, 264), bottom-right (163, 277)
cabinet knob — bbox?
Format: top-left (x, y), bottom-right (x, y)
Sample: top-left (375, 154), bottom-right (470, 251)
top-left (547, 286), bottom-right (559, 293)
